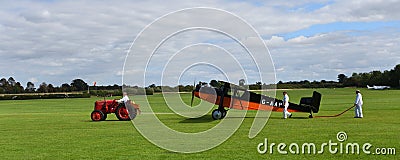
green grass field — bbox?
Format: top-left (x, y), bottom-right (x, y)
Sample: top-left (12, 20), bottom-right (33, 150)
top-left (0, 88), bottom-right (398, 159)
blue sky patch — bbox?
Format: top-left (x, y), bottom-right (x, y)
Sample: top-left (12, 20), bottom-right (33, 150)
top-left (287, 1), bottom-right (334, 12)
top-left (277, 21), bottom-right (400, 40)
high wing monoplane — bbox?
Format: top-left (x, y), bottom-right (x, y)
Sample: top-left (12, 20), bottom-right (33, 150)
top-left (191, 80), bottom-right (322, 119)
top-left (367, 85), bottom-right (390, 90)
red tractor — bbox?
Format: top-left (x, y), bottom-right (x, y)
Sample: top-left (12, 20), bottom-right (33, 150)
top-left (90, 99), bottom-right (138, 121)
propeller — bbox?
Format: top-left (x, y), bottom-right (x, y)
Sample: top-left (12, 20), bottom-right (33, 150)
top-left (190, 80), bottom-right (195, 107)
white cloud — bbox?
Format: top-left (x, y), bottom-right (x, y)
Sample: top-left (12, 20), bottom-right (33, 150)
top-left (266, 29), bottom-right (400, 81)
top-left (28, 77), bottom-right (38, 83)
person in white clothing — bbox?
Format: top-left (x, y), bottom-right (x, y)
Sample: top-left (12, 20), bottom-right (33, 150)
top-left (117, 92), bottom-right (132, 104)
top-left (117, 92), bottom-right (140, 118)
top-left (353, 90), bottom-right (363, 118)
top-left (282, 91), bottom-right (292, 119)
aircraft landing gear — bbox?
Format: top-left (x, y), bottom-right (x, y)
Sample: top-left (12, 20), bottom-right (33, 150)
top-left (309, 111), bottom-right (313, 118)
top-left (221, 109), bottom-right (227, 118)
top-left (212, 109), bottom-right (227, 120)
top-left (212, 83), bottom-right (229, 120)
top-left (212, 109), bottom-right (222, 120)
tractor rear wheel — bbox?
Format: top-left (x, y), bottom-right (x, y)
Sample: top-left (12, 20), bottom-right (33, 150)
top-left (91, 110), bottom-right (105, 121)
top-left (115, 105), bottom-right (131, 121)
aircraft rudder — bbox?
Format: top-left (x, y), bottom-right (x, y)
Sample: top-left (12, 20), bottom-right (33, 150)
top-left (311, 91), bottom-right (322, 113)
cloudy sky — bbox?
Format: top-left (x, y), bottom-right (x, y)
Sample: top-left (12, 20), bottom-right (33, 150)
top-left (1, 0), bottom-right (399, 87)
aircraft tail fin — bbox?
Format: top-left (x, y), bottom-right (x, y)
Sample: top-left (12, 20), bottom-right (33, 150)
top-left (311, 91), bottom-right (322, 113)
top-left (299, 91), bottom-right (322, 113)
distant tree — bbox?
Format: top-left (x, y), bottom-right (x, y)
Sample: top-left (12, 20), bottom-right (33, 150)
top-left (47, 84), bottom-right (55, 92)
top-left (0, 78), bottom-right (8, 86)
top-left (148, 84), bottom-right (156, 88)
top-left (0, 77), bottom-right (23, 93)
top-left (369, 71), bottom-right (382, 85)
top-left (70, 79), bottom-right (88, 91)
top-left (320, 80), bottom-right (326, 88)
top-left (350, 73), bottom-right (361, 87)
top-left (60, 83), bottom-right (71, 92)
top-left (8, 77), bottom-right (16, 86)
top-left (25, 82), bottom-right (35, 92)
top-left (342, 65), bottom-right (399, 87)
top-left (13, 82), bottom-right (24, 93)
top-left (37, 82), bottom-right (48, 93)
top-left (239, 79), bottom-right (245, 86)
top-left (390, 64), bottom-right (400, 87)
top-left (337, 74), bottom-right (347, 83)
top-left (113, 84), bottom-right (120, 90)
top-left (178, 85), bottom-right (193, 92)
top-left (0, 78), bottom-right (8, 93)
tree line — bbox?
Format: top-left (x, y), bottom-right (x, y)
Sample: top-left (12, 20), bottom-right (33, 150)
top-left (146, 84), bottom-right (194, 92)
top-left (338, 64), bottom-right (400, 87)
top-left (276, 64), bottom-right (400, 89)
top-left (1, 64), bottom-right (398, 94)
top-left (0, 78), bottom-right (89, 94)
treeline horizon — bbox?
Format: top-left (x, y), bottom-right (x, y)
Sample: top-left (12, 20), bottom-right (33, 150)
top-left (0, 78), bottom-right (92, 94)
top-left (1, 64), bottom-right (399, 94)
top-left (276, 64), bottom-right (399, 89)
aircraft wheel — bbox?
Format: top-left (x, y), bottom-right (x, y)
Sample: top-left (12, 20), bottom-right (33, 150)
top-left (212, 109), bottom-right (222, 120)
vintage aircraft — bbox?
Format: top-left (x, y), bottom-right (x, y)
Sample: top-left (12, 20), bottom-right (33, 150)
top-left (191, 80), bottom-right (322, 119)
top-left (367, 85), bottom-right (391, 90)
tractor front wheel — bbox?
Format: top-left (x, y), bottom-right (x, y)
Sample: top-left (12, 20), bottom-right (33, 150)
top-left (91, 110), bottom-right (105, 121)
top-left (115, 105), bottom-right (131, 121)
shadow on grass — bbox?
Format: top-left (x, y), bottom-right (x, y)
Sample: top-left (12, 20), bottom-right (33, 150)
top-left (224, 116), bottom-right (309, 119)
top-left (84, 120), bottom-right (130, 122)
top-left (267, 116), bottom-right (309, 119)
top-left (179, 115), bottom-right (310, 123)
top-left (179, 116), bottom-right (215, 123)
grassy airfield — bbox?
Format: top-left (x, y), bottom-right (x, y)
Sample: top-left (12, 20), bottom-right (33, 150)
top-left (0, 88), bottom-right (398, 159)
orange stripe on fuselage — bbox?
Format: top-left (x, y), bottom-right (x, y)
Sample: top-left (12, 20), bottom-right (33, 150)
top-left (194, 91), bottom-right (301, 112)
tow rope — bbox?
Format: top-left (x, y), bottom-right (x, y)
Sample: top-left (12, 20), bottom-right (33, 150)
top-left (314, 105), bottom-right (355, 118)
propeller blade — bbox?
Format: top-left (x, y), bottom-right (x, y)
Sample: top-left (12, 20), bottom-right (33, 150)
top-left (191, 90), bottom-right (195, 107)
top-left (191, 80), bottom-right (195, 107)
top-left (193, 79), bottom-right (196, 90)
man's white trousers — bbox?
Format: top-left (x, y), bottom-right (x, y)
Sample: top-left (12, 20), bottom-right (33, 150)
top-left (355, 104), bottom-right (363, 118)
top-left (283, 105), bottom-right (291, 118)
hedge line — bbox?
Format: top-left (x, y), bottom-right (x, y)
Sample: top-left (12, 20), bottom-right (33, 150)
top-left (0, 93), bottom-right (91, 100)
top-left (123, 87), bottom-right (154, 95)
